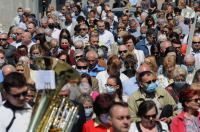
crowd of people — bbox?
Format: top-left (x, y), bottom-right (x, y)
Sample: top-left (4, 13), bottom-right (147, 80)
top-left (0, 0), bottom-right (200, 131)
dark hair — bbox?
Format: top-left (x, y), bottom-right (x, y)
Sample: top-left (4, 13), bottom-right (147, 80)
top-left (164, 46), bottom-right (176, 57)
top-left (193, 69), bottom-right (200, 83)
top-left (169, 32), bottom-right (181, 44)
top-left (109, 102), bottom-right (128, 117)
top-left (179, 89), bottom-right (198, 110)
top-left (81, 73), bottom-right (92, 87)
top-left (107, 55), bottom-right (121, 76)
top-left (93, 94), bottom-right (114, 116)
top-left (137, 100), bottom-right (158, 118)
top-left (123, 34), bottom-right (137, 45)
top-left (3, 72), bottom-right (26, 92)
top-left (59, 28), bottom-right (71, 42)
top-left (76, 57), bottom-right (88, 65)
top-left (59, 36), bottom-right (73, 48)
top-left (123, 54), bottom-right (137, 77)
top-left (35, 33), bottom-right (49, 51)
top-left (108, 75), bottom-right (123, 101)
top-left (146, 28), bottom-right (157, 38)
top-left (145, 15), bottom-right (155, 28)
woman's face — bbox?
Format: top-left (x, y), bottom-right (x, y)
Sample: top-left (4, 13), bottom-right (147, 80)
top-left (185, 95), bottom-right (200, 111)
top-left (16, 65), bottom-right (24, 74)
top-left (141, 107), bottom-right (157, 129)
top-left (164, 64), bottom-right (175, 78)
top-left (31, 49), bottom-right (41, 57)
top-left (60, 39), bottom-right (70, 50)
top-left (83, 100), bottom-right (93, 109)
top-left (107, 78), bottom-right (118, 89)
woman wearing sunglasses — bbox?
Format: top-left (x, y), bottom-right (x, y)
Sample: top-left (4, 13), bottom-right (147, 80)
top-left (170, 88), bottom-right (200, 132)
top-left (129, 100), bottom-right (169, 132)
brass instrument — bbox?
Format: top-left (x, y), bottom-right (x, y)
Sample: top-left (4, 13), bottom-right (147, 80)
top-left (28, 57), bottom-right (80, 132)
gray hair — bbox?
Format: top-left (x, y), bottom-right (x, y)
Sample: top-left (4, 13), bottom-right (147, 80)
top-left (173, 66), bottom-right (187, 79)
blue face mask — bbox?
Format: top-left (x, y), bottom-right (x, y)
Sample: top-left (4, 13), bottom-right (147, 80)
top-left (85, 108), bottom-right (93, 117)
top-left (106, 86), bottom-right (116, 95)
top-left (76, 69), bottom-right (88, 75)
top-left (187, 66), bottom-right (194, 73)
top-left (100, 113), bottom-right (110, 124)
top-left (146, 82), bottom-right (158, 93)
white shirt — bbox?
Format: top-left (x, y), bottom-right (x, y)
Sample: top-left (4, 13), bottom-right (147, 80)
top-left (51, 28), bottom-right (61, 40)
top-left (96, 70), bottom-right (129, 93)
top-left (0, 103), bottom-right (32, 132)
top-left (99, 30), bottom-right (115, 53)
top-left (129, 121), bottom-right (169, 132)
top-left (133, 49), bottom-right (145, 67)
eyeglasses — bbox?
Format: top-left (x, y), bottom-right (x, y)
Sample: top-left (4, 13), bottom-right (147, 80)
top-left (80, 28), bottom-right (87, 31)
top-left (0, 38), bottom-right (7, 42)
top-left (143, 114), bottom-right (157, 120)
top-left (145, 79), bottom-right (156, 84)
top-left (9, 91), bottom-right (28, 98)
top-left (192, 42), bottom-right (200, 44)
top-left (189, 98), bottom-right (200, 103)
top-left (77, 65), bottom-right (87, 70)
top-left (75, 55), bottom-right (83, 59)
top-left (119, 50), bottom-right (127, 54)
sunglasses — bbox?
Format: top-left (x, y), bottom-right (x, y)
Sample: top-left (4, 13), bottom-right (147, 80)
top-left (119, 50), bottom-right (127, 54)
top-left (75, 55), bottom-right (83, 59)
top-left (0, 38), bottom-right (7, 41)
top-left (32, 52), bottom-right (40, 55)
top-left (143, 114), bottom-right (157, 120)
top-left (145, 79), bottom-right (156, 85)
top-left (87, 59), bottom-right (96, 62)
top-left (77, 65), bottom-right (87, 70)
top-left (17, 69), bottom-right (24, 72)
top-left (188, 98), bottom-right (200, 103)
top-left (9, 91), bottom-right (28, 98)
top-left (192, 42), bottom-right (200, 44)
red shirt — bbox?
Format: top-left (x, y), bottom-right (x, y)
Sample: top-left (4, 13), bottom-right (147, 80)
top-left (82, 119), bottom-right (112, 132)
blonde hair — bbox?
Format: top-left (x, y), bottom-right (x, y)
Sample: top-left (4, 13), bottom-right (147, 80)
top-left (144, 56), bottom-right (158, 73)
top-left (16, 62), bottom-right (35, 85)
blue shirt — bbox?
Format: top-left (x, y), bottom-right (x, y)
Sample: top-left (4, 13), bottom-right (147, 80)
top-left (122, 76), bottom-right (139, 96)
top-left (88, 64), bottom-right (105, 77)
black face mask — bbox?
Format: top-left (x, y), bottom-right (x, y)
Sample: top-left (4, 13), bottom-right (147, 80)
top-left (48, 24), bottom-right (55, 29)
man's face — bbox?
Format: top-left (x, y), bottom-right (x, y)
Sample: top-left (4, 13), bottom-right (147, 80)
top-left (87, 54), bottom-right (97, 68)
top-left (110, 106), bottom-right (131, 132)
top-left (192, 36), bottom-right (200, 51)
top-left (90, 36), bottom-right (99, 47)
top-left (118, 45), bottom-right (128, 59)
top-left (27, 23), bottom-right (36, 35)
top-left (97, 22), bottom-right (105, 33)
top-left (141, 107), bottom-right (157, 128)
top-left (160, 41), bottom-right (172, 53)
top-left (79, 25), bottom-right (88, 37)
top-left (185, 59), bottom-right (195, 67)
top-left (146, 35), bottom-right (155, 44)
top-left (141, 73), bottom-right (156, 88)
top-left (6, 86), bottom-right (28, 107)
top-left (65, 15), bottom-right (72, 23)
top-left (21, 32), bottom-right (31, 45)
top-left (125, 39), bottom-right (134, 52)
top-left (0, 34), bottom-right (8, 47)
top-left (121, 16), bottom-right (128, 26)
top-left (76, 61), bottom-right (88, 70)
top-left (15, 29), bottom-right (24, 41)
top-left (172, 43), bottom-right (181, 53)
